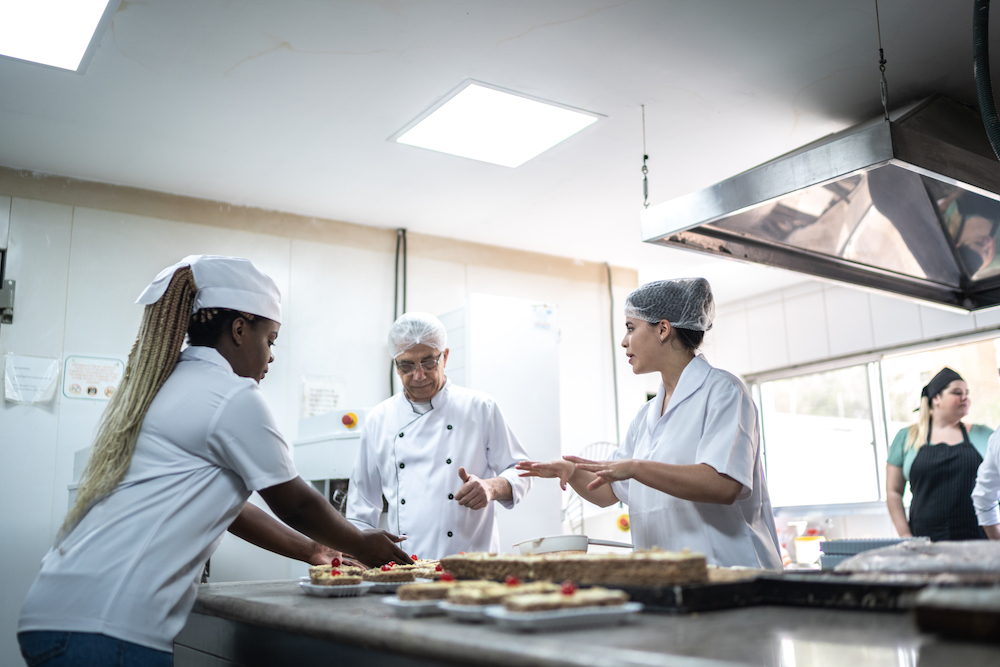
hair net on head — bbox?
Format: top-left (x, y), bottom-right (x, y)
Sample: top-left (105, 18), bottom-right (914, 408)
top-left (388, 312), bottom-right (448, 358)
top-left (623, 277), bottom-right (715, 331)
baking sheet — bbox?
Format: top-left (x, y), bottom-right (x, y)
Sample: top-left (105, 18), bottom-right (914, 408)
top-left (486, 602), bottom-right (643, 632)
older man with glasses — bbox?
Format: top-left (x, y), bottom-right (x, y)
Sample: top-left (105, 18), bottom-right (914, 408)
top-left (345, 312), bottom-right (533, 560)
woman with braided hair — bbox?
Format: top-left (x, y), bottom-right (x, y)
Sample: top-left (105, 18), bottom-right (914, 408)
top-left (18, 255), bottom-right (410, 667)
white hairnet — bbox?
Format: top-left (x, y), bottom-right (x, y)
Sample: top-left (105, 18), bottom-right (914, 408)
top-left (388, 312), bottom-right (448, 358)
top-left (623, 278), bottom-right (715, 331)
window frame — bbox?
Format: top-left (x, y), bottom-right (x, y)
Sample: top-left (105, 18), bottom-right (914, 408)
top-left (746, 325), bottom-right (1000, 516)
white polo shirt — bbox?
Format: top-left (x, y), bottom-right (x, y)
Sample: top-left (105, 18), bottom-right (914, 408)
top-left (610, 354), bottom-right (782, 569)
top-left (19, 346), bottom-right (297, 652)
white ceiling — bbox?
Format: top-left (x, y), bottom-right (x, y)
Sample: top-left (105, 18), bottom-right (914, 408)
top-left (0, 0), bottom-right (994, 304)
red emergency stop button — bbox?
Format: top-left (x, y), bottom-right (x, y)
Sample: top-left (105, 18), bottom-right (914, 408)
top-left (342, 412), bottom-right (358, 428)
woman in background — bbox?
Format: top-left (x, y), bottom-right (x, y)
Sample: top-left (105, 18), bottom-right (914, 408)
top-left (886, 367), bottom-right (992, 540)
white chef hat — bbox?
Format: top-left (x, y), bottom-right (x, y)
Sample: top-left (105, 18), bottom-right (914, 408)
top-left (135, 255), bottom-right (282, 323)
top-left (387, 312), bottom-right (447, 358)
top-left (623, 277), bottom-right (714, 332)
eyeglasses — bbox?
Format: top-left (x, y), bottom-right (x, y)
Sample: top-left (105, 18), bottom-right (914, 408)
top-left (395, 353), bottom-right (443, 375)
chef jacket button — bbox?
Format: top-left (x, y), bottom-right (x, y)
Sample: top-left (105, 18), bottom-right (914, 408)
top-left (448, 493), bottom-right (454, 500)
top-left (447, 531), bottom-right (453, 537)
top-left (399, 432), bottom-right (404, 438)
top-left (399, 462), bottom-right (405, 469)
top-left (447, 425), bottom-right (453, 430)
top-left (446, 458), bottom-right (452, 464)
top-left (401, 499), bottom-right (406, 504)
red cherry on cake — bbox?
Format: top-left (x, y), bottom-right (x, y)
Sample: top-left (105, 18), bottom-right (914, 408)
top-left (440, 572), bottom-right (455, 582)
top-left (504, 575), bottom-right (520, 586)
top-left (330, 557), bottom-right (341, 567)
top-left (560, 581), bottom-right (577, 595)
top-left (380, 564), bottom-right (392, 571)
top-left (411, 554), bottom-right (418, 560)
top-left (435, 563), bottom-right (443, 572)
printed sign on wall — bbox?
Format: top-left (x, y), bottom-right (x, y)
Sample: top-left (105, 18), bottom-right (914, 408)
top-left (63, 356), bottom-right (124, 401)
top-left (4, 353), bottom-right (60, 404)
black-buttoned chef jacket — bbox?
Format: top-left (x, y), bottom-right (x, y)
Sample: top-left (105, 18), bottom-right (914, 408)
top-left (346, 380), bottom-right (532, 559)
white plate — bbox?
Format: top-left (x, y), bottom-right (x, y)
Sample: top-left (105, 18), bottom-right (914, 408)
top-left (485, 602), bottom-right (643, 631)
top-left (381, 596), bottom-right (446, 618)
top-left (438, 601), bottom-right (503, 623)
top-left (298, 580), bottom-right (374, 598)
top-left (366, 580), bottom-right (413, 594)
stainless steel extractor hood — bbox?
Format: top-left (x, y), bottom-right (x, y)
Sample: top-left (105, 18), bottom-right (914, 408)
top-left (641, 96), bottom-right (1000, 311)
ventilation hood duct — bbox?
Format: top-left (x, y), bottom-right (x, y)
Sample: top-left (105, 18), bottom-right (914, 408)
top-left (641, 96), bottom-right (1000, 311)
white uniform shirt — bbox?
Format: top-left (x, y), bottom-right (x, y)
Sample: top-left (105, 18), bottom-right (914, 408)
top-left (972, 427), bottom-right (1000, 527)
top-left (610, 355), bottom-right (782, 569)
top-left (346, 381), bottom-right (531, 559)
top-left (19, 346), bottom-right (297, 652)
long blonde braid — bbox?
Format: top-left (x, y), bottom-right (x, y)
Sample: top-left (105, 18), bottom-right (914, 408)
top-left (59, 267), bottom-right (196, 539)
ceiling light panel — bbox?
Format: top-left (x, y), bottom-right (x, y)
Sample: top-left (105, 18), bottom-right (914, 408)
top-left (0, 0), bottom-right (116, 71)
top-left (394, 81), bottom-right (600, 168)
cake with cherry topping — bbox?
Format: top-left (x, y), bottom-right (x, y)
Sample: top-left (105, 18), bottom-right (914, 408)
top-left (308, 568), bottom-right (363, 586)
top-left (502, 582), bottom-right (629, 612)
top-left (362, 562), bottom-right (417, 583)
top-left (445, 577), bottom-right (561, 606)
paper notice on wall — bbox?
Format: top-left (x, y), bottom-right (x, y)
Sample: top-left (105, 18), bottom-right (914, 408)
top-left (4, 353), bottom-right (60, 404)
top-left (63, 355), bottom-right (124, 401)
top-left (302, 376), bottom-right (344, 417)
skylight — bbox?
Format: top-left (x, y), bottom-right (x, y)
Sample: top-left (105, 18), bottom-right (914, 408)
top-left (393, 81), bottom-right (600, 168)
top-left (0, 0), bottom-right (117, 71)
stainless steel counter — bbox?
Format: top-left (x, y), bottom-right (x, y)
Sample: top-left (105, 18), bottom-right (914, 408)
top-left (174, 580), bottom-right (1000, 667)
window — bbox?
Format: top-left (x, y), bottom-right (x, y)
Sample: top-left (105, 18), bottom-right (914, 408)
top-left (758, 364), bottom-right (880, 507)
top-left (751, 333), bottom-right (1000, 510)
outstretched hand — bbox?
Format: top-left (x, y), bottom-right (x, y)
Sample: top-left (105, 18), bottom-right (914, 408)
top-left (562, 456), bottom-right (635, 491)
top-left (515, 458), bottom-right (576, 490)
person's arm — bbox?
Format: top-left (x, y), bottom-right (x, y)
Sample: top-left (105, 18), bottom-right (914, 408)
top-left (972, 428), bottom-right (1000, 539)
top-left (567, 457), bottom-right (742, 504)
top-left (482, 400), bottom-right (532, 509)
top-left (258, 476), bottom-right (412, 568)
top-left (453, 467), bottom-right (513, 510)
top-left (228, 502), bottom-right (353, 566)
top-left (344, 424), bottom-right (384, 530)
top-left (516, 458), bottom-right (620, 507)
top-left (885, 464), bottom-right (913, 538)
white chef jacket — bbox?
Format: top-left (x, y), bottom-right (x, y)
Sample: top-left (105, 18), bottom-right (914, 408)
top-left (346, 380), bottom-right (531, 559)
top-left (610, 355), bottom-right (782, 569)
top-left (972, 427), bottom-right (1000, 527)
top-left (19, 346), bottom-right (298, 652)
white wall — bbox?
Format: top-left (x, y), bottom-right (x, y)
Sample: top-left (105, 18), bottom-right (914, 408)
top-left (0, 196), bottom-right (643, 665)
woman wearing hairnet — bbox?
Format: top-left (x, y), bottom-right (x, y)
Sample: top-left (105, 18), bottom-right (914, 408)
top-left (518, 278), bottom-right (782, 569)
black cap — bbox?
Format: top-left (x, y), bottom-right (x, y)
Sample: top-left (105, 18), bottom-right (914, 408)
top-left (922, 367), bottom-right (964, 401)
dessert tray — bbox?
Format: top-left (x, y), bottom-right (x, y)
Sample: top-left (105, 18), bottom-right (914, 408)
top-left (485, 602), bottom-right (644, 632)
top-left (381, 596), bottom-right (446, 618)
top-left (298, 578), bottom-right (375, 598)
